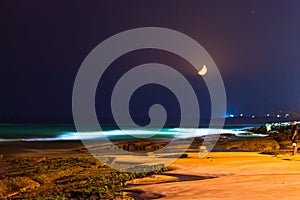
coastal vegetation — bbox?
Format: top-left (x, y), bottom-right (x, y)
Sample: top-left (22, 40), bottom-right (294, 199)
top-left (0, 156), bottom-right (167, 199)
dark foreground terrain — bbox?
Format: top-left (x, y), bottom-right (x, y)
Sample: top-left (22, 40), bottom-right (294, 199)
top-left (0, 155), bottom-right (166, 199)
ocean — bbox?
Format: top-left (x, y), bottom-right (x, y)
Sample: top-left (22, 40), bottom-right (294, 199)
top-left (0, 124), bottom-right (266, 142)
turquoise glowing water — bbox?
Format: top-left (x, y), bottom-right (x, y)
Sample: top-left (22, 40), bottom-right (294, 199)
top-left (0, 124), bottom-right (264, 142)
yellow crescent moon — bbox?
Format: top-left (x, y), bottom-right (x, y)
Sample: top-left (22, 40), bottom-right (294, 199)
top-left (197, 64), bottom-right (207, 76)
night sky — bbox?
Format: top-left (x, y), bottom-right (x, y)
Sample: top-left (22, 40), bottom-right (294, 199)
top-left (1, 1), bottom-right (300, 123)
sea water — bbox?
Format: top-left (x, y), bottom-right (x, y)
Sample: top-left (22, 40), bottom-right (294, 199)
top-left (0, 124), bottom-right (266, 142)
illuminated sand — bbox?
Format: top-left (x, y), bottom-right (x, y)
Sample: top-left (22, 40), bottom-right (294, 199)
top-left (126, 152), bottom-right (300, 199)
top-left (2, 142), bottom-right (300, 199)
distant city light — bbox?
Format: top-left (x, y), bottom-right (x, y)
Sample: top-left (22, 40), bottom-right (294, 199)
top-left (225, 113), bottom-right (235, 118)
top-left (225, 112), bottom-right (291, 118)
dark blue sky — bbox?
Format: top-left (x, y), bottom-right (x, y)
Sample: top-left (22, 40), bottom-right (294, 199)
top-left (1, 0), bottom-right (300, 123)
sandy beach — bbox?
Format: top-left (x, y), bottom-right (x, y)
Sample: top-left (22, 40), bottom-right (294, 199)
top-left (1, 140), bottom-right (300, 199)
top-left (126, 152), bottom-right (300, 199)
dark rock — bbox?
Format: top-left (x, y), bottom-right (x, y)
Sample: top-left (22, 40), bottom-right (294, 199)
top-left (249, 126), bottom-right (268, 134)
top-left (217, 137), bottom-right (280, 152)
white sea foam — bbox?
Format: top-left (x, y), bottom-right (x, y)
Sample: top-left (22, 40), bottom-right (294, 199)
top-left (0, 127), bottom-right (264, 142)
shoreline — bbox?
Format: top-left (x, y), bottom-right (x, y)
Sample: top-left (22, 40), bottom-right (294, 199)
top-left (0, 140), bottom-right (87, 157)
top-left (0, 137), bottom-right (271, 158)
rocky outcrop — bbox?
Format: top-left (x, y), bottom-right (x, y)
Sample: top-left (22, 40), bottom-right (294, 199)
top-left (249, 126), bottom-right (268, 134)
top-left (216, 137), bottom-right (280, 152)
top-left (268, 130), bottom-right (296, 149)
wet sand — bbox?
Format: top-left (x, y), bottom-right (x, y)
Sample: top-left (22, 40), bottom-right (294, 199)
top-left (0, 141), bottom-right (87, 157)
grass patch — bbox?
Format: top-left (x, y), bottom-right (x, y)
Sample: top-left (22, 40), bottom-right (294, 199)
top-left (0, 156), bottom-right (167, 199)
